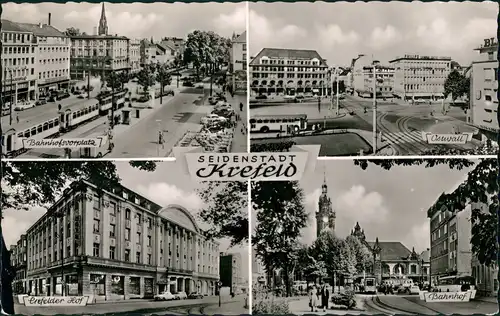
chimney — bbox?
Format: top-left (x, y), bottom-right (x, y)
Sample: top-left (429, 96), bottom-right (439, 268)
top-left (48, 13), bottom-right (51, 26)
top-left (38, 23), bottom-right (43, 28)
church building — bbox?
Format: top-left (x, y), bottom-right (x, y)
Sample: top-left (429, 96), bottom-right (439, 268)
top-left (316, 176), bottom-right (336, 237)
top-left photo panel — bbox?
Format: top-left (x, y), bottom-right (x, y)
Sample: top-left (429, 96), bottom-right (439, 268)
top-left (1, 2), bottom-right (248, 159)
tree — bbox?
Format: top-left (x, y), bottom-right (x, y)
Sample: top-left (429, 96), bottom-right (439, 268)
top-left (117, 71), bottom-right (130, 90)
top-left (103, 71), bottom-right (122, 90)
top-left (345, 235), bottom-right (373, 274)
top-left (156, 64), bottom-right (172, 104)
top-left (444, 70), bottom-right (469, 103)
top-left (136, 66), bottom-right (156, 95)
top-left (295, 245), bottom-right (327, 283)
top-left (354, 158), bottom-right (497, 267)
top-left (184, 30), bottom-right (231, 77)
top-left (314, 231), bottom-right (356, 283)
top-left (64, 27), bottom-right (80, 36)
top-left (197, 181), bottom-right (248, 246)
top-left (252, 181), bottom-right (308, 297)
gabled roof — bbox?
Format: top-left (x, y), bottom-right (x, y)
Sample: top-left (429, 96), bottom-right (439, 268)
top-left (1, 19), bottom-right (32, 33)
top-left (250, 48), bottom-right (328, 67)
top-left (159, 40), bottom-right (177, 51)
top-left (17, 23), bottom-right (66, 38)
top-left (233, 31), bottom-right (246, 43)
top-left (367, 241), bottom-right (412, 261)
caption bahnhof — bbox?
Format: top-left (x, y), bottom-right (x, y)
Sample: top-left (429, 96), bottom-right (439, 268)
top-left (9, 180), bottom-right (220, 301)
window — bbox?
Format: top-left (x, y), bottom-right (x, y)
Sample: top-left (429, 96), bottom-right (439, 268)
top-left (93, 195), bottom-right (100, 209)
top-left (136, 232), bottom-right (141, 241)
top-left (110, 202), bottom-right (117, 216)
top-left (147, 235), bottom-right (152, 246)
top-left (93, 219), bottom-right (100, 233)
top-left (147, 254), bottom-right (152, 265)
top-left (109, 224), bottom-right (116, 237)
top-left (137, 214), bottom-right (142, 223)
top-left (124, 249), bottom-right (130, 262)
top-left (109, 246), bottom-right (115, 259)
top-left (125, 228), bottom-right (131, 241)
top-left (66, 246), bottom-right (71, 257)
top-left (136, 252), bottom-right (141, 263)
top-left (148, 218), bottom-right (152, 229)
top-left (93, 243), bottom-right (100, 257)
top-left (125, 209), bottom-right (131, 219)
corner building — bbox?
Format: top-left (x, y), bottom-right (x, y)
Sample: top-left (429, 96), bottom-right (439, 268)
top-left (25, 180), bottom-right (219, 301)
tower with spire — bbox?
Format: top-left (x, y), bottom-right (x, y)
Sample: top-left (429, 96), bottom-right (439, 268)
top-left (98, 3), bottom-right (108, 36)
top-left (316, 173), bottom-right (336, 238)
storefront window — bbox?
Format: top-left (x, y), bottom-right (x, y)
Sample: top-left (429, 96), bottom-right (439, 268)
top-left (129, 277), bottom-right (140, 295)
top-left (144, 278), bottom-right (154, 297)
top-left (111, 275), bottom-right (124, 295)
top-left (90, 274), bottom-right (105, 296)
top-left (66, 275), bottom-right (79, 295)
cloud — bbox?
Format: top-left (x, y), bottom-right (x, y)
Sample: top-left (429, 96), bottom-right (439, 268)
top-left (2, 207), bottom-right (46, 247)
top-left (335, 185), bottom-right (389, 223)
top-left (300, 188), bottom-right (322, 245)
top-left (135, 183), bottom-right (204, 212)
top-left (406, 221), bottom-right (430, 253)
top-left (249, 10), bottom-right (307, 54)
top-left (368, 25), bottom-right (402, 50)
top-left (213, 5), bottom-right (246, 34)
top-left (1, 3), bottom-right (46, 23)
top-left (316, 24), bottom-right (360, 48)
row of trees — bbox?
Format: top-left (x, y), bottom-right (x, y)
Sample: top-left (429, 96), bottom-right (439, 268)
top-left (183, 30), bottom-right (231, 77)
top-left (444, 69), bottom-right (470, 103)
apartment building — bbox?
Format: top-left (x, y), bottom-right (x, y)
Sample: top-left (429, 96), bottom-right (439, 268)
top-left (467, 37), bottom-right (498, 140)
top-left (353, 61), bottom-right (395, 98)
top-left (390, 54), bottom-right (451, 101)
top-left (229, 31), bottom-right (247, 93)
top-left (22, 180), bottom-right (219, 300)
top-left (250, 48), bottom-right (329, 96)
top-left (219, 252), bottom-right (243, 294)
top-left (9, 234), bottom-right (28, 294)
top-left (129, 39), bottom-right (141, 73)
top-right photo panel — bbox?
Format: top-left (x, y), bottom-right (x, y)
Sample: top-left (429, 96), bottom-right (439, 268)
top-left (248, 1), bottom-right (498, 156)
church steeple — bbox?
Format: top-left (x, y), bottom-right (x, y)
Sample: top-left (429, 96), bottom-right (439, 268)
top-left (98, 3), bottom-right (108, 36)
top-left (316, 172), bottom-right (336, 238)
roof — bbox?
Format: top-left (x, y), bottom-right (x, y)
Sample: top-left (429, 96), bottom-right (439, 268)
top-left (250, 48), bottom-right (328, 67)
top-left (1, 19), bottom-right (33, 33)
top-left (159, 40), bottom-right (176, 51)
top-left (71, 34), bottom-right (129, 40)
top-left (367, 241), bottom-right (412, 261)
top-left (17, 23), bottom-right (67, 38)
top-left (339, 69), bottom-right (351, 76)
top-left (233, 31), bottom-right (246, 43)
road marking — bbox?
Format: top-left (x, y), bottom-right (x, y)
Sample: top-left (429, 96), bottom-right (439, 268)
top-left (382, 131), bottom-right (427, 145)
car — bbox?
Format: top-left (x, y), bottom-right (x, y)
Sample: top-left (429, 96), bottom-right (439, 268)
top-left (174, 292), bottom-right (187, 300)
top-left (35, 99), bottom-right (47, 106)
top-left (137, 95), bottom-right (150, 103)
top-left (131, 78), bottom-right (139, 83)
top-left (73, 90), bottom-right (82, 95)
top-left (255, 94), bottom-right (267, 100)
top-left (284, 95), bottom-right (295, 100)
top-left (183, 81), bottom-right (194, 87)
top-left (154, 291), bottom-right (175, 301)
top-left (77, 94), bottom-right (88, 99)
top-left (208, 97), bottom-right (219, 105)
top-left (163, 90), bottom-right (175, 97)
top-left (196, 84), bottom-right (204, 89)
top-left (408, 285), bottom-right (420, 295)
top-left (188, 292), bottom-right (204, 299)
top-left (201, 114), bottom-right (227, 125)
top-left (212, 108), bottom-right (234, 118)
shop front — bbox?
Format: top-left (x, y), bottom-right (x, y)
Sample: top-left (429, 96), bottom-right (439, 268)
top-left (37, 77), bottom-right (71, 98)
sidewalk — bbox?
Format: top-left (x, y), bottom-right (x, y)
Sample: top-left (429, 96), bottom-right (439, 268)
top-left (288, 296), bottom-right (365, 315)
top-left (227, 92), bottom-right (248, 152)
top-left (202, 300), bottom-right (249, 315)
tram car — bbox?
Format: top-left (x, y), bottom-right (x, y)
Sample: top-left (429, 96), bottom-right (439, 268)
top-left (58, 99), bottom-right (100, 133)
top-left (98, 88), bottom-right (128, 115)
top-left (1, 116), bottom-right (60, 157)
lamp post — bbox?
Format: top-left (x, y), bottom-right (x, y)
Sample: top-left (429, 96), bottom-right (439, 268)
top-left (156, 119), bottom-right (162, 156)
top-left (420, 259), bottom-right (424, 286)
top-left (335, 67), bottom-right (340, 116)
top-left (217, 280), bottom-right (222, 307)
top-left (372, 61), bottom-right (378, 154)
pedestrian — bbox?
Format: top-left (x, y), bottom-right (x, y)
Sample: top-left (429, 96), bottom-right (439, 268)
top-left (16, 114), bottom-right (19, 124)
top-left (239, 102), bottom-right (244, 112)
top-left (309, 285), bottom-right (318, 312)
top-left (321, 284), bottom-right (329, 311)
top-left (158, 131), bottom-right (165, 149)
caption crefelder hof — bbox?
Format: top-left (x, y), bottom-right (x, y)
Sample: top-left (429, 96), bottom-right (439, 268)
top-left (185, 153), bottom-right (309, 181)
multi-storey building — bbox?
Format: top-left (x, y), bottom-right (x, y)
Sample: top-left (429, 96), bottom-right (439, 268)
top-left (161, 37), bottom-right (185, 56)
top-left (129, 39), bottom-right (141, 73)
top-left (140, 41), bottom-right (176, 66)
top-left (353, 60), bottom-right (395, 98)
top-left (17, 16), bottom-right (70, 98)
top-left (250, 48), bottom-right (329, 96)
top-left (389, 54), bottom-right (451, 101)
top-left (69, 4), bottom-right (129, 80)
top-left (419, 248), bottom-right (431, 284)
top-left (229, 31), bottom-right (247, 93)
top-left (467, 37), bottom-right (498, 140)
top-left (22, 180), bottom-right (219, 300)
top-left (1, 19), bottom-right (38, 105)
top-left (9, 235), bottom-right (28, 294)
top-left (220, 252), bottom-right (242, 294)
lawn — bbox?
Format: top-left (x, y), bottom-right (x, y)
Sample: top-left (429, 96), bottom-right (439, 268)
top-left (252, 133), bottom-right (372, 156)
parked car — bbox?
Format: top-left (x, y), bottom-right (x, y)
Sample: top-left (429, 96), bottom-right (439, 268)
top-left (154, 292), bottom-right (175, 301)
top-left (255, 94), bottom-right (267, 100)
top-left (73, 90), bottom-right (82, 95)
top-left (137, 95), bottom-right (151, 103)
top-left (35, 99), bottom-right (47, 106)
top-left (408, 285), bottom-right (420, 295)
top-left (174, 292), bottom-right (187, 300)
top-left (212, 108), bottom-right (234, 118)
top-left (183, 81), bottom-right (194, 87)
top-left (201, 114), bottom-right (227, 125)
top-left (77, 93), bottom-right (88, 99)
top-left (188, 292), bottom-right (204, 299)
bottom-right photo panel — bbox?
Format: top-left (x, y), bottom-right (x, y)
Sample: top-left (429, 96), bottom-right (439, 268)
top-left (251, 158), bottom-right (498, 315)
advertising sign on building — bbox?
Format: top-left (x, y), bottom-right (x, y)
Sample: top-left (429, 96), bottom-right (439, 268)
top-left (419, 290), bottom-right (476, 303)
top-left (22, 296), bottom-right (90, 307)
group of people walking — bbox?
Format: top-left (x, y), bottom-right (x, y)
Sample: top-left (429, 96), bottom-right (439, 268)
top-left (308, 284), bottom-right (330, 312)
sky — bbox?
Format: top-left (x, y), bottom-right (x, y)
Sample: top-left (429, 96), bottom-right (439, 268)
top-left (291, 159), bottom-right (484, 254)
top-left (249, 1), bottom-right (498, 67)
top-left (2, 2), bottom-right (246, 40)
top-left (2, 161), bottom-right (249, 281)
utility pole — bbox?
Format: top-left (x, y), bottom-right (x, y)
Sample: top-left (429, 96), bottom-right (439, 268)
top-left (372, 63), bottom-right (378, 154)
top-left (87, 68), bottom-right (91, 100)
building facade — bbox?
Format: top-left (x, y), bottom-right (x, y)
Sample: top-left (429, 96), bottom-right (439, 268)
top-left (353, 61), bottom-right (395, 98)
top-left (419, 249), bottom-right (431, 284)
top-left (219, 252), bottom-right (243, 294)
top-left (21, 180), bottom-right (219, 301)
top-left (250, 48), bottom-right (329, 96)
top-left (10, 234), bottom-right (28, 294)
top-left (17, 19), bottom-right (70, 98)
top-left (229, 31), bottom-right (247, 93)
top-left (467, 37), bottom-right (498, 139)
top-left (1, 20), bottom-right (38, 105)
top-left (389, 54), bottom-right (451, 101)
top-left (316, 177), bottom-right (336, 238)
top-left (129, 39), bottom-right (141, 73)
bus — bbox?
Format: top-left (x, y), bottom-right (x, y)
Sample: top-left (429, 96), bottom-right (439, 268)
top-left (436, 275), bottom-right (476, 292)
top-left (364, 277), bottom-right (377, 294)
top-left (249, 114), bottom-right (308, 134)
top-left (384, 278), bottom-right (413, 289)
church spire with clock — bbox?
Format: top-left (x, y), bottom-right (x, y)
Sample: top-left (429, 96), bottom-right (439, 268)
top-left (98, 3), bottom-right (109, 36)
top-left (316, 173), bottom-right (336, 238)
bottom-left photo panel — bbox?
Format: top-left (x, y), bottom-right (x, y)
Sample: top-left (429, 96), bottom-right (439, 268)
top-left (1, 160), bottom-right (250, 315)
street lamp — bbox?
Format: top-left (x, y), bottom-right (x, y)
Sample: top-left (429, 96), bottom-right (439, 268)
top-left (371, 59), bottom-right (379, 154)
top-left (420, 259), bottom-right (424, 286)
top-left (156, 119), bottom-right (162, 156)
top-left (217, 280), bottom-right (222, 307)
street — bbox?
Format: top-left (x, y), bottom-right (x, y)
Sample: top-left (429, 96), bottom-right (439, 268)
top-left (14, 295), bottom-right (248, 315)
top-left (287, 294), bottom-right (497, 315)
top-left (250, 95), bottom-right (483, 155)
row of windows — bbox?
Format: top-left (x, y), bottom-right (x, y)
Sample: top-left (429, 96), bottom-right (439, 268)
top-left (38, 69), bottom-right (69, 80)
top-left (3, 57), bottom-right (35, 67)
top-left (252, 66), bottom-right (326, 72)
top-left (2, 68), bottom-right (35, 80)
top-left (253, 73), bottom-right (327, 79)
top-left (2, 46), bottom-right (35, 55)
top-left (259, 59), bottom-right (322, 66)
top-left (2, 32), bottom-right (32, 43)
top-left (39, 46), bottom-right (69, 53)
top-left (404, 84), bottom-right (445, 92)
top-left (39, 58), bottom-right (69, 65)
top-left (17, 118), bottom-right (59, 138)
top-left (71, 39), bottom-right (129, 47)
top-left (71, 48), bottom-right (128, 58)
